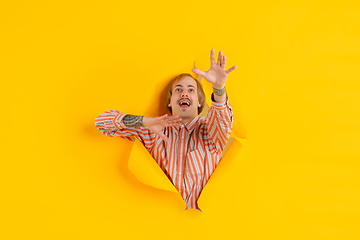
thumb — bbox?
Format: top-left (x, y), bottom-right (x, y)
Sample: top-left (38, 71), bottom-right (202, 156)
top-left (192, 68), bottom-right (206, 77)
top-left (158, 114), bottom-right (167, 120)
top-left (158, 133), bottom-right (169, 143)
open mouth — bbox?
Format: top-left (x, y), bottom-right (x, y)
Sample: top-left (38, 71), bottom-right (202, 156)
top-left (179, 99), bottom-right (191, 109)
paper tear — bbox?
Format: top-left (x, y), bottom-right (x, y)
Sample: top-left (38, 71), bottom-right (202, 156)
top-left (128, 138), bottom-right (178, 193)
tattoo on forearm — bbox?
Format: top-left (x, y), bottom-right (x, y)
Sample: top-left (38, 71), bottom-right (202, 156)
top-left (213, 86), bottom-right (226, 96)
top-left (123, 115), bottom-right (144, 127)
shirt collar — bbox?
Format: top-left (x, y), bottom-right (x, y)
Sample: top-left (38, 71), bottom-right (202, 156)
top-left (172, 115), bottom-right (199, 134)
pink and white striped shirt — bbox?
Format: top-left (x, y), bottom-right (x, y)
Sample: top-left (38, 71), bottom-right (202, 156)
top-left (94, 93), bottom-right (233, 211)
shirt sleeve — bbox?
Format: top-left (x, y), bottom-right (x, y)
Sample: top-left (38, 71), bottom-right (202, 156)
top-left (205, 93), bottom-right (234, 155)
top-left (94, 110), bottom-right (157, 151)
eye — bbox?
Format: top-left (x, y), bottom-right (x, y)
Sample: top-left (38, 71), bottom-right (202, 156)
top-left (189, 89), bottom-right (194, 92)
top-left (175, 89), bottom-right (181, 92)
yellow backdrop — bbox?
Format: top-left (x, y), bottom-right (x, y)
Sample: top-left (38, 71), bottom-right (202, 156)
top-left (1, 0), bottom-right (360, 239)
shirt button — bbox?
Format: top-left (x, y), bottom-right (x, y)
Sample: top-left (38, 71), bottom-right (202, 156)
top-left (179, 172), bottom-right (181, 175)
top-left (181, 136), bottom-right (184, 139)
top-left (180, 154), bottom-right (182, 158)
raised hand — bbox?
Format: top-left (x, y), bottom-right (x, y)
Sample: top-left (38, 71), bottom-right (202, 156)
top-left (191, 49), bottom-right (237, 88)
top-left (143, 114), bottom-right (182, 142)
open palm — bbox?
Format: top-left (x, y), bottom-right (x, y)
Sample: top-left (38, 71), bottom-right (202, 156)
top-left (192, 49), bottom-right (237, 88)
top-left (144, 114), bottom-right (182, 142)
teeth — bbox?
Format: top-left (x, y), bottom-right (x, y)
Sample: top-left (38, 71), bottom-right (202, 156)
top-left (179, 100), bottom-right (190, 106)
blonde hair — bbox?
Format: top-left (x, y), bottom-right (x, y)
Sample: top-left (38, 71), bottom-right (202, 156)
top-left (165, 73), bottom-right (206, 114)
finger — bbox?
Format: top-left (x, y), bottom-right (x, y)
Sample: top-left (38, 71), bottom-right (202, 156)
top-left (159, 133), bottom-right (169, 143)
top-left (210, 49), bottom-right (215, 65)
top-left (217, 51), bottom-right (222, 65)
top-left (168, 119), bottom-right (182, 124)
top-left (221, 55), bottom-right (226, 68)
top-left (166, 116), bottom-right (181, 121)
top-left (192, 68), bottom-right (206, 78)
top-left (167, 120), bottom-right (182, 126)
top-left (167, 115), bottom-right (179, 119)
top-left (163, 118), bottom-right (181, 125)
top-left (167, 117), bottom-right (181, 121)
top-left (168, 122), bottom-right (182, 127)
top-left (159, 114), bottom-right (168, 120)
top-left (162, 117), bottom-right (181, 123)
top-left (226, 65), bottom-right (237, 74)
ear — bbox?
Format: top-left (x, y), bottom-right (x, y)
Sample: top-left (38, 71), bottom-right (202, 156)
top-left (168, 104), bottom-right (171, 107)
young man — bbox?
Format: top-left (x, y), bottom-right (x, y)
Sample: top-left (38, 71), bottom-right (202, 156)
top-left (95, 49), bottom-right (237, 211)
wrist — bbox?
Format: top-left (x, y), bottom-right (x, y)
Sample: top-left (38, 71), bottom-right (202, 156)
top-left (143, 116), bottom-right (150, 128)
top-left (213, 85), bottom-right (226, 97)
top-left (212, 83), bottom-right (226, 89)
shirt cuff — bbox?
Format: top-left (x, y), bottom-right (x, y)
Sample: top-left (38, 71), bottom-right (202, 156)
top-left (113, 112), bottom-right (128, 129)
top-left (211, 92), bottom-right (228, 110)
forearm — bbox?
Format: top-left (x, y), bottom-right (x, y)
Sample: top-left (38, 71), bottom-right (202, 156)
top-left (123, 114), bottom-right (151, 128)
top-left (212, 84), bottom-right (227, 102)
top-left (94, 110), bottom-right (144, 138)
top-left (206, 93), bottom-right (233, 154)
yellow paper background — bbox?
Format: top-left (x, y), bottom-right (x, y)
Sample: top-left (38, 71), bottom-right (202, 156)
top-left (1, 0), bottom-right (360, 239)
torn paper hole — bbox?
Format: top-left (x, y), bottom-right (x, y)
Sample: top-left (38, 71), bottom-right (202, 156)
top-left (127, 69), bottom-right (247, 210)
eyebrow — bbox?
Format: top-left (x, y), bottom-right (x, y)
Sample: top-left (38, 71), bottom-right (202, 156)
top-left (174, 84), bottom-right (196, 89)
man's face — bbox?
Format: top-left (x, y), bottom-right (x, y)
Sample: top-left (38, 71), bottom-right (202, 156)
top-left (168, 76), bottom-right (200, 124)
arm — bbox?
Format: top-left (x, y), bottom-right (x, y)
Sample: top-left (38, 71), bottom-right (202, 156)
top-left (191, 49), bottom-right (237, 154)
top-left (94, 110), bottom-right (154, 150)
top-left (206, 93), bottom-right (233, 154)
top-left (94, 110), bottom-right (181, 147)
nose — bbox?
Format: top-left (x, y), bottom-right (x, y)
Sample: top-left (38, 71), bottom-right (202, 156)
top-left (181, 92), bottom-right (189, 98)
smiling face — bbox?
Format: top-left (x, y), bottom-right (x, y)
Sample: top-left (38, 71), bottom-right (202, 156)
top-left (168, 76), bottom-right (201, 124)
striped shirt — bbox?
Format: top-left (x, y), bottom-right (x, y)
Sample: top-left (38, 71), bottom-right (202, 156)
top-left (94, 93), bottom-right (233, 211)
